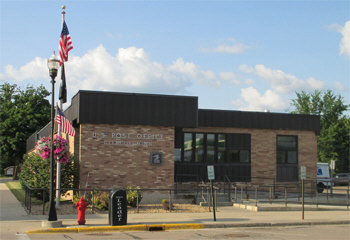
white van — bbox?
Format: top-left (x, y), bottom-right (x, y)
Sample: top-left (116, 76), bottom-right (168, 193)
top-left (317, 162), bottom-right (332, 193)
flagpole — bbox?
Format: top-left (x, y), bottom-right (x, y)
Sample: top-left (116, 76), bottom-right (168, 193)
top-left (55, 5), bottom-right (66, 208)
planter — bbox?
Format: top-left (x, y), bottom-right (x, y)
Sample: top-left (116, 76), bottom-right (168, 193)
top-left (162, 203), bottom-right (169, 210)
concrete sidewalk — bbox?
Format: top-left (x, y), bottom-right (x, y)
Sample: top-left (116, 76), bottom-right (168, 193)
top-left (24, 207), bottom-right (350, 234)
top-left (0, 180), bottom-right (27, 221)
top-left (0, 180), bottom-right (349, 235)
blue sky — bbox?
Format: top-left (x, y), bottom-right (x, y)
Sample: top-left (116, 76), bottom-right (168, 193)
top-left (1, 1), bottom-right (349, 113)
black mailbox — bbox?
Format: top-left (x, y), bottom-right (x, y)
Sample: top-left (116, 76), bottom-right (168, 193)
top-left (109, 189), bottom-right (127, 226)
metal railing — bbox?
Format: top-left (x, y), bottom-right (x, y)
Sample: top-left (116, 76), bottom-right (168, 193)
top-left (222, 175), bottom-right (276, 199)
top-left (24, 185), bottom-right (213, 215)
top-left (223, 182), bottom-right (349, 209)
top-left (24, 182), bottom-right (350, 215)
top-left (175, 174), bottom-right (205, 193)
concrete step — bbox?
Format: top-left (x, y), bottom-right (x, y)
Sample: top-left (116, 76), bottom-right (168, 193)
top-left (199, 202), bottom-right (233, 207)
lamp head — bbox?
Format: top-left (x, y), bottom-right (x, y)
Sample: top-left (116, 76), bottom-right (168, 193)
top-left (47, 52), bottom-right (60, 78)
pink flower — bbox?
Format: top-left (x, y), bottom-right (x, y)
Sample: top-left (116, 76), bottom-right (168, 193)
top-left (35, 135), bottom-right (70, 164)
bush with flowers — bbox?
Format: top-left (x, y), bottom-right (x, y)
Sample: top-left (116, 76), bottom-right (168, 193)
top-left (35, 136), bottom-right (70, 164)
top-left (19, 152), bottom-right (77, 201)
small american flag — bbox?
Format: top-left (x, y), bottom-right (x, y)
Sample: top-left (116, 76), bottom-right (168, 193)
top-left (59, 21), bottom-right (73, 65)
top-left (56, 106), bottom-right (76, 137)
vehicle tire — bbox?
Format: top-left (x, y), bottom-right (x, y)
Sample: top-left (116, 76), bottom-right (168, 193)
top-left (317, 183), bottom-right (325, 193)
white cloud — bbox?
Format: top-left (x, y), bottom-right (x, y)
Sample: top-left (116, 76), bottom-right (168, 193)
top-left (244, 78), bottom-right (255, 85)
top-left (339, 21), bottom-right (350, 58)
top-left (219, 72), bottom-right (236, 81)
top-left (168, 58), bottom-right (220, 88)
top-left (0, 72), bottom-right (6, 82)
top-left (230, 79), bottom-right (241, 85)
top-left (239, 64), bottom-right (254, 73)
top-left (328, 21), bottom-right (350, 59)
top-left (231, 99), bottom-right (244, 108)
top-left (1, 57), bottom-right (47, 82)
top-left (200, 43), bottom-right (249, 54)
top-left (233, 87), bottom-right (288, 111)
top-left (334, 81), bottom-right (345, 91)
top-left (1, 45), bottom-right (223, 94)
top-left (219, 72), bottom-right (241, 85)
top-left (107, 33), bottom-right (114, 38)
top-left (242, 64), bottom-right (326, 93)
top-left (200, 39), bottom-right (249, 54)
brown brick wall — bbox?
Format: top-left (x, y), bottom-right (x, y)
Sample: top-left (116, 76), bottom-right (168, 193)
top-left (28, 124), bottom-right (318, 190)
top-left (79, 124), bottom-right (175, 190)
top-left (183, 127), bottom-right (318, 185)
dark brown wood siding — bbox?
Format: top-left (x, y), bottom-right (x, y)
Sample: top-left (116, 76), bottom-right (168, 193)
top-left (198, 109), bottom-right (320, 135)
top-left (77, 91), bottom-right (198, 127)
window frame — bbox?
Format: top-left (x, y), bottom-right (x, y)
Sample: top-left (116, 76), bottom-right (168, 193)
top-left (276, 135), bottom-right (298, 164)
top-left (276, 135), bottom-right (299, 182)
top-left (178, 132), bottom-right (251, 163)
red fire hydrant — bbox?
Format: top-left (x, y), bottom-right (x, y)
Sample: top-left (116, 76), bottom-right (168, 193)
top-left (75, 197), bottom-right (89, 225)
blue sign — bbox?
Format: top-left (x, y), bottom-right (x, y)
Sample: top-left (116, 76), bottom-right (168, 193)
top-left (317, 168), bottom-right (322, 175)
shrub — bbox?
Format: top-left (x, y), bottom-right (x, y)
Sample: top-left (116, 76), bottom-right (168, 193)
top-left (73, 192), bottom-right (93, 205)
top-left (73, 192), bottom-right (81, 205)
top-left (126, 185), bottom-right (142, 207)
top-left (94, 191), bottom-right (109, 211)
top-left (74, 187), bottom-right (143, 210)
top-left (19, 152), bottom-right (77, 201)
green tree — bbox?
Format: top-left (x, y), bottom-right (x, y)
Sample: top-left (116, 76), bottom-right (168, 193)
top-left (318, 117), bottom-right (350, 173)
top-left (0, 83), bottom-right (51, 172)
top-left (288, 90), bottom-right (350, 173)
top-left (19, 153), bottom-right (77, 201)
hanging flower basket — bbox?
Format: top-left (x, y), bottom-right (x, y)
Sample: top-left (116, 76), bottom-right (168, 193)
top-left (35, 136), bottom-right (70, 164)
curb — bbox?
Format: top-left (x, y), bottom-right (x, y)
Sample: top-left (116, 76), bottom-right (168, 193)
top-left (26, 221), bottom-right (350, 234)
top-left (26, 223), bottom-right (206, 234)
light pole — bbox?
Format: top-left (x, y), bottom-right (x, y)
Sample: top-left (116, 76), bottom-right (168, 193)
top-left (47, 52), bottom-right (60, 221)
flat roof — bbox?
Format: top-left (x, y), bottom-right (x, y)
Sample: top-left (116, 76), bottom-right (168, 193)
top-left (27, 91), bottom-right (320, 152)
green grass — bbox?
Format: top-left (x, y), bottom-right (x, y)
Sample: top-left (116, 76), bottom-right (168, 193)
top-left (5, 181), bottom-right (71, 204)
top-left (5, 181), bottom-right (41, 203)
top-left (0, 175), bottom-right (11, 178)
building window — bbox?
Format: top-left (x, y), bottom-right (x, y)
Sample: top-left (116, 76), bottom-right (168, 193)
top-left (175, 132), bottom-right (251, 183)
top-left (218, 134), bottom-right (226, 162)
top-left (277, 136), bottom-right (298, 164)
top-left (184, 133), bottom-right (193, 162)
top-left (228, 149), bottom-right (250, 163)
top-left (195, 133), bottom-right (204, 162)
top-left (206, 134), bottom-right (215, 162)
top-left (277, 135), bottom-right (298, 182)
top-left (178, 132), bottom-right (250, 163)
top-left (240, 150), bottom-right (250, 163)
top-left (174, 148), bottom-right (181, 162)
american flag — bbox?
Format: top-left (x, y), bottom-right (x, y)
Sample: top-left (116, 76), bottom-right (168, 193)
top-left (59, 21), bottom-right (73, 65)
top-left (56, 106), bottom-right (76, 137)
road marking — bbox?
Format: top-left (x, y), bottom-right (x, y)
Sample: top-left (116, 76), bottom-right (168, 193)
top-left (63, 235), bottom-right (74, 239)
top-left (16, 233), bottom-right (30, 240)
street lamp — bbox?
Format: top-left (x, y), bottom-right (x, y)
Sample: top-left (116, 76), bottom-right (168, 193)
top-left (47, 52), bottom-right (60, 221)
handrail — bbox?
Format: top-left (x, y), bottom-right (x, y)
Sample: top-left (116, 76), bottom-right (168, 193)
top-left (223, 175), bottom-right (236, 202)
top-left (175, 174), bottom-right (206, 193)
